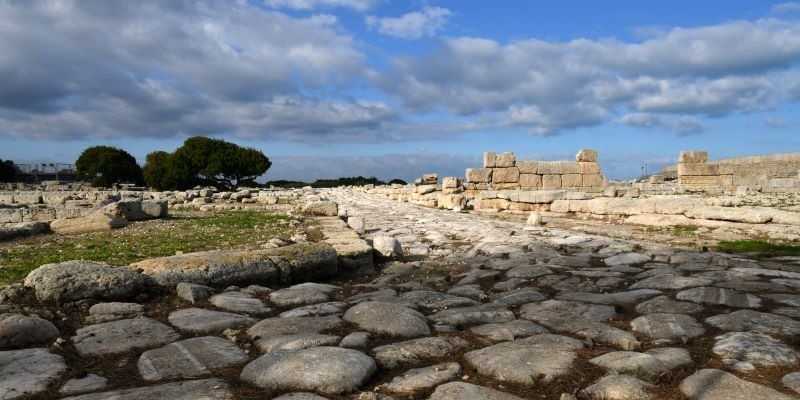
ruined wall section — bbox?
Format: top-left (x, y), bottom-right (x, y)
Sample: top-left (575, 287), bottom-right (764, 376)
top-left (464, 149), bottom-right (606, 193)
top-left (676, 151), bottom-right (800, 192)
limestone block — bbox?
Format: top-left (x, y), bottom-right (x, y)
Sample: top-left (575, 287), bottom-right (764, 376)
top-left (484, 152), bottom-right (497, 168)
top-left (583, 174), bottom-right (604, 187)
top-left (442, 177), bottom-right (462, 189)
top-left (0, 209), bottom-right (23, 224)
top-left (648, 175), bottom-right (665, 184)
top-left (561, 174), bottom-right (582, 188)
top-left (550, 200), bottom-right (570, 213)
top-left (437, 194), bottom-right (467, 210)
top-left (678, 151), bottom-right (708, 163)
top-left (717, 164), bottom-right (734, 175)
top-left (538, 161), bottom-right (580, 175)
top-left (478, 198), bottom-right (511, 210)
top-left (422, 174), bottom-right (438, 185)
top-left (732, 174), bottom-right (763, 187)
top-left (496, 152), bottom-right (516, 167)
top-left (519, 174), bottom-right (542, 189)
top-left (24, 207), bottom-right (56, 222)
top-left (517, 161), bottom-right (538, 174)
top-left (512, 190), bottom-right (564, 204)
top-left (678, 176), bottom-right (719, 186)
top-left (576, 149), bottom-right (598, 162)
top-left (579, 162), bottom-right (601, 175)
top-left (0, 195), bottom-right (13, 205)
top-left (14, 194), bottom-right (42, 205)
top-left (542, 175), bottom-right (561, 188)
top-left (678, 163), bottom-right (719, 176)
top-left (493, 183), bottom-right (520, 190)
top-left (466, 168), bottom-right (492, 184)
top-left (492, 168), bottom-right (520, 184)
top-left (719, 175), bottom-right (734, 187)
top-left (50, 212), bottom-right (129, 235)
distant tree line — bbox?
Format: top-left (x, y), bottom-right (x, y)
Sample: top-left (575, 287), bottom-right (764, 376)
top-left (266, 176), bottom-right (407, 188)
top-left (0, 159), bottom-right (15, 182)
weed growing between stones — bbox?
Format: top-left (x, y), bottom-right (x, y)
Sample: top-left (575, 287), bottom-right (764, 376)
top-left (715, 240), bottom-right (800, 257)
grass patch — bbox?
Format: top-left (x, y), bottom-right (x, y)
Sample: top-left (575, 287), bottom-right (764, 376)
top-left (0, 210), bottom-right (294, 285)
top-left (645, 224), bottom-right (700, 235)
top-left (716, 240), bottom-right (800, 256)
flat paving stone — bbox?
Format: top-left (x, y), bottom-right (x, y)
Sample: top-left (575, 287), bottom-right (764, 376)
top-left (635, 296), bottom-right (705, 314)
top-left (589, 351), bottom-right (667, 377)
top-left (581, 374), bottom-right (654, 400)
top-left (680, 369), bottom-right (795, 400)
top-left (556, 289), bottom-right (661, 305)
top-left (240, 346), bottom-right (375, 395)
top-left (521, 300), bottom-right (617, 322)
top-left (343, 301), bottom-right (430, 338)
top-left (505, 265), bottom-right (551, 278)
top-left (604, 252), bottom-right (650, 266)
top-left (0, 348), bottom-right (67, 399)
top-left (279, 302), bottom-right (348, 318)
top-left (630, 313), bottom-right (705, 341)
top-left (540, 318), bottom-right (640, 350)
top-left (138, 336), bottom-right (249, 381)
top-left (210, 292), bottom-right (272, 315)
top-left (247, 316), bottom-right (342, 340)
top-left (59, 374), bottom-right (107, 395)
top-left (676, 287), bottom-right (761, 308)
top-left (782, 372), bottom-right (800, 394)
top-left (428, 305), bottom-right (515, 327)
top-left (254, 333), bottom-right (341, 353)
top-left (705, 310), bottom-right (800, 336)
top-left (373, 337), bottom-right (468, 369)
top-left (488, 288), bottom-right (546, 307)
top-left (272, 394), bottom-right (329, 400)
top-left (381, 362), bottom-right (461, 394)
top-left (712, 331), bottom-right (798, 367)
top-left (629, 274), bottom-right (713, 290)
top-left (399, 290), bottom-right (479, 310)
top-left (766, 293), bottom-right (800, 307)
top-left (72, 317), bottom-right (181, 357)
top-left (60, 378), bottom-right (233, 400)
top-left (645, 347), bottom-right (693, 370)
top-left (464, 334), bottom-right (584, 385)
top-left (428, 381), bottom-right (524, 400)
top-left (469, 319), bottom-right (547, 342)
top-left (168, 308), bottom-right (255, 335)
top-left (269, 288), bottom-right (331, 307)
top-left (0, 313), bottom-right (59, 349)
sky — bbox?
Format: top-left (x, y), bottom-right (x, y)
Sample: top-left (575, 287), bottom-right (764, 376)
top-left (1, 0), bottom-right (800, 182)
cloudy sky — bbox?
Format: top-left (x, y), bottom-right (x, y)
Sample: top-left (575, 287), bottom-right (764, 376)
top-left (2, 0), bottom-right (800, 182)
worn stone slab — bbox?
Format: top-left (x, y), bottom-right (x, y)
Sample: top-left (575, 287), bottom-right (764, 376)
top-left (0, 348), bottom-right (67, 400)
top-left (782, 372), bottom-right (800, 395)
top-left (488, 288), bottom-right (546, 307)
top-left (464, 334), bottom-right (584, 385)
top-left (469, 319), bottom-right (547, 342)
top-left (176, 282), bottom-right (214, 303)
top-left (399, 290), bottom-right (479, 310)
top-left (581, 375), bottom-right (654, 400)
top-left (705, 310), bottom-right (800, 336)
top-left (521, 300), bottom-right (617, 322)
top-left (138, 336), bottom-right (249, 381)
top-left (280, 302), bottom-right (348, 318)
top-left (0, 313), bottom-right (59, 349)
top-left (373, 337), bottom-right (468, 369)
top-left (210, 292), bottom-right (272, 315)
top-left (713, 332), bottom-right (798, 367)
top-left (72, 317), bottom-right (181, 357)
top-left (680, 369), bottom-right (795, 400)
top-left (382, 362), bottom-right (461, 394)
top-left (59, 374), bottom-right (108, 395)
top-left (604, 252), bottom-right (650, 266)
top-left (254, 333), bottom-right (341, 354)
top-left (240, 347), bottom-right (375, 395)
top-left (589, 351), bottom-right (667, 377)
top-left (540, 319), bottom-right (640, 350)
top-left (61, 378), bottom-right (234, 400)
top-left (630, 313), bottom-right (705, 341)
top-left (676, 287), bottom-right (761, 308)
top-left (168, 308), bottom-right (255, 335)
top-left (343, 301), bottom-right (430, 338)
top-left (247, 316), bottom-right (343, 340)
top-left (635, 296), bottom-right (705, 314)
top-left (24, 261), bottom-right (152, 304)
top-left (269, 287), bottom-right (331, 307)
top-left (428, 305), bottom-right (515, 327)
top-left (428, 382), bottom-right (524, 400)
top-left (630, 275), bottom-right (713, 290)
top-left (556, 289), bottom-right (661, 305)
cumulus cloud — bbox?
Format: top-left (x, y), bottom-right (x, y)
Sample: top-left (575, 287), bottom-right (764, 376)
top-left (376, 18), bottom-right (800, 135)
top-left (0, 0), bottom-right (389, 141)
top-left (264, 0), bottom-right (382, 12)
top-left (620, 113), bottom-right (706, 135)
top-left (366, 7), bottom-right (451, 39)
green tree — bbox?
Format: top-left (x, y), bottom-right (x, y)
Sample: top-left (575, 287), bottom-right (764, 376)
top-left (142, 151), bottom-right (195, 190)
top-left (0, 159), bottom-right (15, 182)
top-left (75, 146), bottom-right (143, 187)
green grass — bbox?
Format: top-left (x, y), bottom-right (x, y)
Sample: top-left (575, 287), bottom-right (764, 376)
top-left (716, 240), bottom-right (800, 256)
top-left (0, 210), bottom-right (294, 285)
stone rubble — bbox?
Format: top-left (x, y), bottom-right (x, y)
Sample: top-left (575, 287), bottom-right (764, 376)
top-left (0, 187), bottom-right (798, 399)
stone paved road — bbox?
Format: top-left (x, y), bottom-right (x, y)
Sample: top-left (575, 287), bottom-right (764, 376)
top-left (2, 188), bottom-right (800, 400)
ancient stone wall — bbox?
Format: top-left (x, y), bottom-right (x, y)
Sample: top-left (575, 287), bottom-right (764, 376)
top-left (673, 151), bottom-right (800, 193)
top-left (465, 149), bottom-right (606, 193)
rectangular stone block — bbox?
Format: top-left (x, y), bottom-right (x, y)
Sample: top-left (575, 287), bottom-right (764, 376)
top-left (422, 173), bottom-right (438, 185)
top-left (442, 177), bottom-right (462, 189)
top-left (561, 174), bottom-right (583, 188)
top-left (478, 198), bottom-right (510, 210)
top-left (582, 174), bottom-right (604, 187)
top-left (0, 195), bottom-right (14, 205)
top-left (538, 161), bottom-right (580, 175)
top-left (0, 208), bottom-right (23, 223)
top-left (496, 152), bottom-right (516, 167)
top-left (14, 194), bottom-right (42, 205)
top-left (492, 167), bottom-right (520, 183)
top-left (718, 175), bottom-right (734, 187)
top-left (517, 161), bottom-right (539, 174)
top-left (678, 151), bottom-right (708, 163)
top-left (678, 175), bottom-right (719, 186)
top-left (24, 207), bottom-right (56, 222)
top-left (542, 174), bottom-right (562, 188)
top-left (576, 149), bottom-right (598, 162)
top-left (677, 163), bottom-right (719, 176)
top-left (717, 163), bottom-right (734, 175)
top-left (484, 152), bottom-right (496, 168)
top-left (493, 183), bottom-right (520, 190)
top-left (579, 162), bottom-right (601, 175)
top-left (466, 168), bottom-right (493, 183)
top-left (512, 190), bottom-right (564, 204)
top-left (519, 174), bottom-right (542, 189)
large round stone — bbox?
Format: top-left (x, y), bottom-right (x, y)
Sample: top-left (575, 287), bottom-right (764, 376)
top-left (24, 261), bottom-right (152, 304)
top-left (240, 347), bottom-right (375, 395)
top-left (0, 313), bottom-right (59, 349)
top-left (343, 301), bottom-right (430, 338)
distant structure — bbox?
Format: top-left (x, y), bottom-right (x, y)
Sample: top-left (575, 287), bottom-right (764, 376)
top-left (662, 151), bottom-right (800, 193)
top-left (13, 163), bottom-right (77, 183)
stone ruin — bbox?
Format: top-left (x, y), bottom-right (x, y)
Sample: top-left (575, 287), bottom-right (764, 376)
top-left (664, 151), bottom-right (800, 193)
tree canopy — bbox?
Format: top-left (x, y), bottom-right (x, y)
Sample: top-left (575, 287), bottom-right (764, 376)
top-left (143, 136), bottom-right (271, 190)
top-left (0, 159), bottom-right (15, 183)
top-left (75, 146), bottom-right (143, 187)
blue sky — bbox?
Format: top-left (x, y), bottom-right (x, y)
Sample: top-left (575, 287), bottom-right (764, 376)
top-left (1, 0), bottom-right (799, 182)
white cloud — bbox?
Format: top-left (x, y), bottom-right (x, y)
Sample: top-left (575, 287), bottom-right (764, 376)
top-left (772, 2), bottom-right (800, 14)
top-left (366, 7), bottom-right (451, 39)
top-left (264, 0), bottom-right (382, 12)
top-left (376, 18), bottom-right (800, 135)
top-left (620, 113), bottom-right (707, 135)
